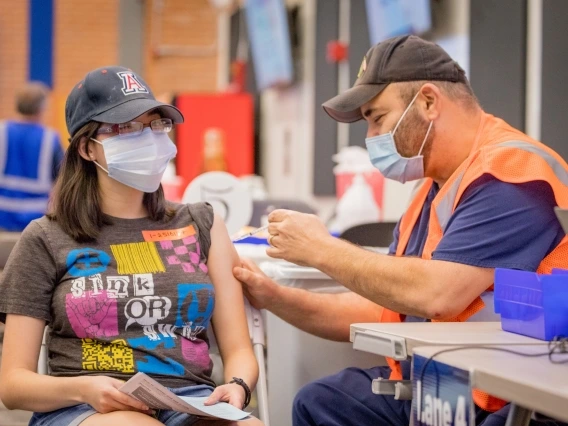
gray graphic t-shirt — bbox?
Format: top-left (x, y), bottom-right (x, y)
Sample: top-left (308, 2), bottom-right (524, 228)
top-left (0, 202), bottom-right (216, 388)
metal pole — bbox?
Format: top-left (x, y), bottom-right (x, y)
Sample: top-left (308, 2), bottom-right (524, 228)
top-left (525, 0), bottom-right (543, 139)
top-left (254, 343), bottom-right (270, 425)
top-left (216, 9), bottom-right (231, 91)
top-left (504, 403), bottom-right (532, 426)
top-left (337, 0), bottom-right (351, 152)
top-left (246, 302), bottom-right (270, 424)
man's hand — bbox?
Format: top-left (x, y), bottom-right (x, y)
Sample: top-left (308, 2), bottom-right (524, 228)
top-left (233, 258), bottom-right (280, 310)
top-left (266, 210), bottom-right (333, 266)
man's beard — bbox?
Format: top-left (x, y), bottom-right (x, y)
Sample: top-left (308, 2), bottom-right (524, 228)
top-left (393, 107), bottom-right (434, 161)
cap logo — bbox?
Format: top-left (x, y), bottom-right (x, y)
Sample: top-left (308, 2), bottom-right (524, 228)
top-left (117, 71), bottom-right (149, 96)
top-left (358, 56), bottom-right (367, 79)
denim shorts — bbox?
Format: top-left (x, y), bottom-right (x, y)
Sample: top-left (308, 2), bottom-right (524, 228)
top-left (28, 384), bottom-right (215, 426)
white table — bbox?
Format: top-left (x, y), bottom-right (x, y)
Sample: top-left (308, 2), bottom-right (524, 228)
top-left (350, 322), bottom-right (544, 360)
top-left (261, 262), bottom-right (386, 426)
top-left (413, 345), bottom-right (568, 425)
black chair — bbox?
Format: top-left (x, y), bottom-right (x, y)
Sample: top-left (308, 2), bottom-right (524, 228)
top-left (0, 232), bottom-right (20, 269)
top-left (339, 222), bottom-right (397, 248)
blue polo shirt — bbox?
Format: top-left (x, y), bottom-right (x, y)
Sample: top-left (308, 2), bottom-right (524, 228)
top-left (389, 174), bottom-right (564, 270)
top-left (388, 174), bottom-right (565, 379)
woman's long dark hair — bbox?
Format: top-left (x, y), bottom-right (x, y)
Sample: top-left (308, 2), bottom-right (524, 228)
top-left (47, 121), bottom-right (174, 242)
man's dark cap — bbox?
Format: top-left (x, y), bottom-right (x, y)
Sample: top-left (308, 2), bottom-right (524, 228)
top-left (322, 35), bottom-right (468, 123)
top-left (65, 66), bottom-right (184, 136)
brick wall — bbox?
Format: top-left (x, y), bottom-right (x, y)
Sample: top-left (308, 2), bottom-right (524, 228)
top-left (0, 1), bottom-right (29, 121)
top-left (54, 0), bottom-right (119, 103)
top-left (52, 0), bottom-right (119, 141)
top-left (144, 0), bottom-right (219, 97)
top-left (0, 0), bottom-right (220, 139)
top-left (0, 0), bottom-right (119, 140)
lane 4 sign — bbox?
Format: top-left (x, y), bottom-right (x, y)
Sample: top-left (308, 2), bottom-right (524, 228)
top-left (412, 355), bottom-right (475, 426)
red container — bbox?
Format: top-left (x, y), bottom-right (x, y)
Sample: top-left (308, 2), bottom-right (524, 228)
top-left (162, 177), bottom-right (183, 203)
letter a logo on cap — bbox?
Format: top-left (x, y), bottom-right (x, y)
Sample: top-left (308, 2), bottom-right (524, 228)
top-left (357, 56), bottom-right (367, 79)
top-left (117, 71), bottom-right (149, 95)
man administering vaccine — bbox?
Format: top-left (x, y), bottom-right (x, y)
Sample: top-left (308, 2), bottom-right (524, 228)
top-left (233, 35), bottom-right (568, 426)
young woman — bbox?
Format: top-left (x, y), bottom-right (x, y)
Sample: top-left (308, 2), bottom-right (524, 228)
top-left (0, 66), bottom-right (262, 426)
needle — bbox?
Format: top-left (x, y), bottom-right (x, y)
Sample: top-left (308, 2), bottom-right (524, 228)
top-left (232, 225), bottom-right (269, 242)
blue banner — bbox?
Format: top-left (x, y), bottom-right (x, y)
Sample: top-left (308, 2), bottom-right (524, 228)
top-left (244, 0), bottom-right (293, 90)
top-left (412, 354), bottom-right (474, 426)
top-left (29, 0), bottom-right (54, 87)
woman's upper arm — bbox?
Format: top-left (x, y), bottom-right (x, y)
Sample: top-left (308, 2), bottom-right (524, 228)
top-left (207, 214), bottom-right (251, 355)
top-left (0, 314), bottom-right (46, 376)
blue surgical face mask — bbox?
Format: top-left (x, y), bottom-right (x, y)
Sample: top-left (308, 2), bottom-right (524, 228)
top-left (365, 91), bottom-right (433, 183)
top-left (91, 127), bottom-right (177, 193)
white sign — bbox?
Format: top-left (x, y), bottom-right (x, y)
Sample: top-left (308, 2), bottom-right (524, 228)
top-left (182, 171), bottom-right (253, 235)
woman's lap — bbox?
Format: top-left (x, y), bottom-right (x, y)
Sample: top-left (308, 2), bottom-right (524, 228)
top-left (28, 384), bottom-right (215, 426)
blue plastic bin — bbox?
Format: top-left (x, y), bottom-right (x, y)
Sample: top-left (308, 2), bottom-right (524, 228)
top-left (494, 268), bottom-right (568, 340)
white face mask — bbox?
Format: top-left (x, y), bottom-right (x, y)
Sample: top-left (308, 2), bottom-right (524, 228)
top-left (91, 127), bottom-right (177, 193)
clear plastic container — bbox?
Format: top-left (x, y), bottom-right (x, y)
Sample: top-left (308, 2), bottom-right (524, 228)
top-left (494, 268), bottom-right (568, 340)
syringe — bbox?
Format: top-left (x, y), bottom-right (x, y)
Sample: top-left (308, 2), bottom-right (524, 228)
top-left (231, 225), bottom-right (269, 242)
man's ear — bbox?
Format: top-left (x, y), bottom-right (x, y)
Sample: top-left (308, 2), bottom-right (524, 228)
top-left (418, 83), bottom-right (442, 121)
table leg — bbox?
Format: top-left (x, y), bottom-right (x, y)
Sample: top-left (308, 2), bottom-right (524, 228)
top-left (504, 403), bottom-right (532, 426)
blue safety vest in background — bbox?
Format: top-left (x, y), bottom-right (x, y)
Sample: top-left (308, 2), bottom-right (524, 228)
top-left (0, 121), bottom-right (63, 231)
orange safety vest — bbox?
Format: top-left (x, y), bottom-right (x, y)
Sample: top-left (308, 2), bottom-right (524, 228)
top-left (381, 113), bottom-right (568, 411)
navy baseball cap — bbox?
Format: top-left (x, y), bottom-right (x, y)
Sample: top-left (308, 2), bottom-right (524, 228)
top-left (65, 66), bottom-right (184, 136)
top-left (323, 35), bottom-right (467, 123)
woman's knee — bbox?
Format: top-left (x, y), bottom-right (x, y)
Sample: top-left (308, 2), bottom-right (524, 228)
top-left (80, 410), bottom-right (163, 426)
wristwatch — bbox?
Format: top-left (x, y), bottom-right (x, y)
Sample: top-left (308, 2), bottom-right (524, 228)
top-left (229, 377), bottom-right (251, 409)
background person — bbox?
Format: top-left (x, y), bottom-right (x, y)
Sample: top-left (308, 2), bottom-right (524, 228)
top-left (0, 82), bottom-right (64, 231)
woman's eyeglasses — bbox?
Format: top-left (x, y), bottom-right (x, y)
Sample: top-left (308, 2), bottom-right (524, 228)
top-left (97, 118), bottom-right (173, 136)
